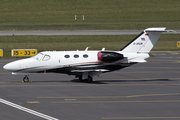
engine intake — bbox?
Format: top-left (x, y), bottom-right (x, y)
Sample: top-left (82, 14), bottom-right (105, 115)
top-left (98, 51), bottom-right (124, 63)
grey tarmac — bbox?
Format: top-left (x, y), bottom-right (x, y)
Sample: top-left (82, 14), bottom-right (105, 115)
top-left (0, 51), bottom-right (180, 120)
top-left (0, 30), bottom-right (180, 36)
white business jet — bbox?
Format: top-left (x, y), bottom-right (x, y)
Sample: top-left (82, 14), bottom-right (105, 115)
top-left (3, 28), bottom-right (171, 83)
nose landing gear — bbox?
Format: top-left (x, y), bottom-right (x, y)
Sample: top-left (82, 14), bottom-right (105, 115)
top-left (23, 75), bottom-right (29, 83)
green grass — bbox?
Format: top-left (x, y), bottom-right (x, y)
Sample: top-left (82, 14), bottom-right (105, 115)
top-left (0, 0), bottom-right (180, 30)
top-left (0, 0), bottom-right (179, 59)
top-left (0, 34), bottom-right (179, 58)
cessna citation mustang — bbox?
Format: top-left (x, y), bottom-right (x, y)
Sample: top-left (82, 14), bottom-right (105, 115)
top-left (3, 28), bottom-right (172, 83)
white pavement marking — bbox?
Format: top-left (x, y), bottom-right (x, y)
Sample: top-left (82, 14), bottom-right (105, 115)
top-left (0, 98), bottom-right (59, 120)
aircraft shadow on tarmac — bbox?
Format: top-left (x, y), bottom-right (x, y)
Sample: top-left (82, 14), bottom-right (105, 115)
top-left (78, 78), bottom-right (175, 84)
top-left (12, 78), bottom-right (173, 84)
top-left (92, 79), bottom-right (173, 83)
top-left (18, 79), bottom-right (107, 84)
top-left (36, 78), bottom-right (173, 84)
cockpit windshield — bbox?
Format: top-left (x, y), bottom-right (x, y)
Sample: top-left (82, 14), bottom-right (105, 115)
top-left (31, 53), bottom-right (44, 61)
top-left (42, 54), bottom-right (51, 61)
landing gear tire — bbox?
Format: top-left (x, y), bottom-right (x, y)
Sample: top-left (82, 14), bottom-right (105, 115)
top-left (23, 76), bottom-right (29, 83)
top-left (86, 76), bottom-right (93, 83)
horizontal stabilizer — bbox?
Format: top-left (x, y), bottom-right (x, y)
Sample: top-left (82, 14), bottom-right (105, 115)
top-left (145, 28), bottom-right (166, 32)
top-left (145, 28), bottom-right (174, 33)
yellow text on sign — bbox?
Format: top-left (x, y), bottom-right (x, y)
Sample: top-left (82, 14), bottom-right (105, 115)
top-left (0, 49), bottom-right (3, 57)
top-left (177, 41), bottom-right (180, 47)
top-left (12, 49), bottom-right (37, 57)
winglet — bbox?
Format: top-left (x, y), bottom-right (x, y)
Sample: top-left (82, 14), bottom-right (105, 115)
top-left (85, 47), bottom-right (91, 51)
top-left (101, 48), bottom-right (105, 51)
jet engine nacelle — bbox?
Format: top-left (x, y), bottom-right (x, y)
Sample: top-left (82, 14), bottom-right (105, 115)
top-left (97, 51), bottom-right (124, 63)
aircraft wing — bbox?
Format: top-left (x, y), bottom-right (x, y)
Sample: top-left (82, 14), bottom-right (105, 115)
top-left (71, 69), bottom-right (109, 73)
top-left (129, 59), bottom-right (147, 63)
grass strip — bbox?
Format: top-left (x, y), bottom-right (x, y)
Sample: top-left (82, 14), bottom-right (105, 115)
top-left (0, 0), bottom-right (180, 30)
top-left (0, 34), bottom-right (179, 58)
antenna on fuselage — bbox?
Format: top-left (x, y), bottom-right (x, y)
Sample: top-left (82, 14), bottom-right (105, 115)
top-left (85, 47), bottom-right (91, 51)
top-left (101, 48), bottom-right (105, 51)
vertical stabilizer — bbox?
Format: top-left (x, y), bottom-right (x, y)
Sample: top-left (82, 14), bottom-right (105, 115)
top-left (121, 28), bottom-right (167, 53)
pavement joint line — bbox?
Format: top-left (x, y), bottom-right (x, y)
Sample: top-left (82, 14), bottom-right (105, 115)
top-left (101, 117), bottom-right (180, 119)
top-left (1, 83), bottom-right (180, 87)
top-left (51, 100), bottom-right (180, 104)
top-left (148, 60), bottom-right (178, 61)
top-left (95, 78), bottom-right (180, 81)
top-left (37, 93), bottom-right (180, 99)
top-left (145, 62), bottom-right (179, 63)
top-left (0, 98), bottom-right (59, 120)
top-left (112, 71), bottom-right (180, 73)
top-left (128, 67), bottom-right (180, 69)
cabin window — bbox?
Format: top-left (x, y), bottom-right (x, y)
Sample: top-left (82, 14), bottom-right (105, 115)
top-left (31, 53), bottom-right (43, 61)
top-left (64, 55), bottom-right (70, 58)
top-left (83, 54), bottom-right (88, 58)
top-left (42, 55), bottom-right (51, 61)
top-left (74, 54), bottom-right (79, 58)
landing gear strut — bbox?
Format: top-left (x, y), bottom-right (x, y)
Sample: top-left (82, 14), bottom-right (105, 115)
top-left (78, 76), bottom-right (83, 82)
top-left (23, 75), bottom-right (29, 83)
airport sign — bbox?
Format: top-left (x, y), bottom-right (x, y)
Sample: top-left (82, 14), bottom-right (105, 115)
top-left (0, 49), bottom-right (3, 57)
top-left (177, 41), bottom-right (180, 47)
top-left (12, 49), bottom-right (37, 57)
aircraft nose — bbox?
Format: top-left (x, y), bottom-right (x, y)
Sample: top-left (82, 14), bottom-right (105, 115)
top-left (3, 63), bottom-right (13, 71)
top-left (3, 64), bottom-right (9, 70)
top-left (3, 62), bottom-right (20, 71)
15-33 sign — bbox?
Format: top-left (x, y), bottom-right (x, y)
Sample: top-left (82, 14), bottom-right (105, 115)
top-left (12, 49), bottom-right (37, 57)
top-left (0, 49), bottom-right (3, 57)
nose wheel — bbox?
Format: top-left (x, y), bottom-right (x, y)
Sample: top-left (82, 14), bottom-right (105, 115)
top-left (23, 75), bottom-right (29, 83)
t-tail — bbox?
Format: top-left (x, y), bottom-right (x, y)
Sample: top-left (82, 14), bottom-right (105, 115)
top-left (120, 28), bottom-right (171, 54)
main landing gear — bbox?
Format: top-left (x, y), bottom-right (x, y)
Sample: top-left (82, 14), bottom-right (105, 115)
top-left (78, 75), bottom-right (93, 83)
top-left (86, 76), bottom-right (93, 83)
top-left (23, 75), bottom-right (29, 83)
